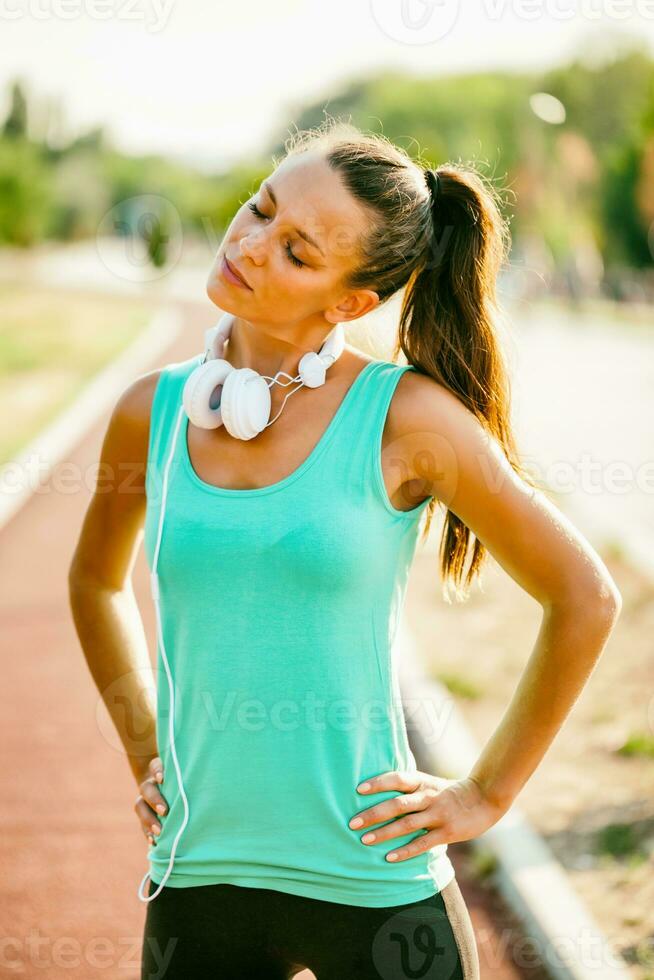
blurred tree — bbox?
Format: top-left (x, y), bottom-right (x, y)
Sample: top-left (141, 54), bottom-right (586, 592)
top-left (1, 80), bottom-right (29, 140)
top-left (0, 41), bottom-right (652, 286)
top-left (0, 138), bottom-right (52, 245)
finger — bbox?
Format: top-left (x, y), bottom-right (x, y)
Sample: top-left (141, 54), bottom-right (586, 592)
top-left (140, 776), bottom-right (169, 817)
top-left (356, 770), bottom-right (422, 796)
top-left (149, 757), bottom-right (164, 783)
top-left (349, 790), bottom-right (426, 831)
top-left (134, 795), bottom-right (163, 838)
top-left (357, 809), bottom-right (431, 846)
top-left (385, 827), bottom-right (450, 863)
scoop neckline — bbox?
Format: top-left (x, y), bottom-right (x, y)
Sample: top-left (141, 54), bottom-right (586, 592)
top-left (182, 358), bottom-right (379, 497)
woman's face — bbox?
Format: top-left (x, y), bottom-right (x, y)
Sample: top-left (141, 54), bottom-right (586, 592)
top-left (206, 152), bottom-right (379, 331)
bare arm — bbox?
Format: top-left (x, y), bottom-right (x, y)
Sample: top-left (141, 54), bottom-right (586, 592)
top-left (394, 373), bottom-right (622, 810)
top-left (68, 369), bottom-right (162, 788)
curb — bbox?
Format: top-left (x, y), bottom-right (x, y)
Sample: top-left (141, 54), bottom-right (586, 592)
top-left (0, 306), bottom-right (182, 533)
top-left (399, 621), bottom-right (631, 980)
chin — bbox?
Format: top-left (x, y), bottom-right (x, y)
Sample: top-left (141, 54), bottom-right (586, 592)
top-left (206, 275), bottom-right (237, 310)
top-left (205, 277), bottom-right (223, 306)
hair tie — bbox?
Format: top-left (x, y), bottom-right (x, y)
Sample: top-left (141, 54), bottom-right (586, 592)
top-left (424, 168), bottom-right (442, 206)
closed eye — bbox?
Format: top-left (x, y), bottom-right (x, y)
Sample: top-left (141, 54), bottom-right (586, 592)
top-left (247, 201), bottom-right (305, 268)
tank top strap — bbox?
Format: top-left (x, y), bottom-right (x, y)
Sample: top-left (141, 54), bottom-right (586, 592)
top-left (330, 359), bottom-right (428, 519)
top-left (341, 358), bottom-right (417, 440)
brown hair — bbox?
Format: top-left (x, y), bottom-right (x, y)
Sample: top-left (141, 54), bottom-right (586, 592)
top-left (281, 118), bottom-right (537, 600)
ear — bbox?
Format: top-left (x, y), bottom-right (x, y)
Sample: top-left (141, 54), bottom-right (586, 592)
top-left (325, 289), bottom-right (380, 325)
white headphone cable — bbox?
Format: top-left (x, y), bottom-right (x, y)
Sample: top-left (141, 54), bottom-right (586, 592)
top-left (137, 402), bottom-right (190, 903)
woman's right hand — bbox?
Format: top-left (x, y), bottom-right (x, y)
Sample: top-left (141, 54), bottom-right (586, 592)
top-left (134, 756), bottom-right (167, 846)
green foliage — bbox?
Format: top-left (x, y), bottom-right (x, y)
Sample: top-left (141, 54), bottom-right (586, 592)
top-left (1, 80), bottom-right (28, 140)
top-left (0, 137), bottom-right (52, 245)
top-left (470, 846), bottom-right (498, 879)
top-left (0, 41), bottom-right (652, 274)
top-left (594, 822), bottom-right (649, 862)
top-left (616, 732), bottom-right (654, 759)
top-left (434, 671), bottom-right (482, 700)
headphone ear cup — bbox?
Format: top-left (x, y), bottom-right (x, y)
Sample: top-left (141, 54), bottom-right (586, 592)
top-left (220, 368), bottom-right (272, 441)
top-left (298, 350), bottom-right (326, 388)
top-left (182, 359), bottom-right (233, 430)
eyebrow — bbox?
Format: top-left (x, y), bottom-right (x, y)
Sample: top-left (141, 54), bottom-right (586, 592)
top-left (261, 181), bottom-right (326, 257)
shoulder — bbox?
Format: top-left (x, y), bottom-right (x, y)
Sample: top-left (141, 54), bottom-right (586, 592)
top-left (90, 356), bottom-right (200, 501)
top-left (109, 354), bottom-right (199, 439)
top-left (110, 368), bottom-right (162, 439)
top-left (90, 370), bottom-right (162, 489)
top-left (384, 364), bottom-right (470, 442)
top-left (383, 365), bottom-right (499, 494)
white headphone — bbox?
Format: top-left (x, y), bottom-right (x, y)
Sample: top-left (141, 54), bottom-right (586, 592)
top-left (137, 313), bottom-right (346, 903)
top-left (182, 311), bottom-right (346, 438)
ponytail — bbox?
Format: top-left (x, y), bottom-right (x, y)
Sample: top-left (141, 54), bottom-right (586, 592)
top-left (394, 164), bottom-right (535, 598)
top-left (282, 121), bottom-right (538, 599)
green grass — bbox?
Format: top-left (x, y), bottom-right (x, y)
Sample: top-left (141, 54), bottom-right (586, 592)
top-left (470, 847), bottom-right (498, 880)
top-left (0, 282), bottom-right (160, 464)
top-left (434, 671), bottom-right (482, 700)
top-left (616, 732), bottom-right (654, 759)
top-left (594, 822), bottom-right (649, 863)
top-left (602, 538), bottom-right (628, 563)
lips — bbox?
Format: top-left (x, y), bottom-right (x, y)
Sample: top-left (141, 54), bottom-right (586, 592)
top-left (223, 256), bottom-right (252, 289)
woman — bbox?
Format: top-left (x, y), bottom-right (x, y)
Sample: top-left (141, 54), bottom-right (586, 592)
top-left (69, 120), bottom-right (621, 980)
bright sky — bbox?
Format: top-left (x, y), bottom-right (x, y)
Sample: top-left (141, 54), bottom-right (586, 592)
top-left (2, 0), bottom-right (653, 172)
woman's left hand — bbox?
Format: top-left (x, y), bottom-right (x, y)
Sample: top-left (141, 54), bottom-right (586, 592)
top-left (348, 771), bottom-right (508, 862)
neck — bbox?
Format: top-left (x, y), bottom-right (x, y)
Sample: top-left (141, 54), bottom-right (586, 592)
top-left (224, 316), bottom-right (332, 380)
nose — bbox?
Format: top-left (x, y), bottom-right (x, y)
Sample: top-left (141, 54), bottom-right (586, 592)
top-left (239, 228), bottom-right (266, 265)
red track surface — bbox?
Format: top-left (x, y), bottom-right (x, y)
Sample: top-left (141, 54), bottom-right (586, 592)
top-left (0, 299), bottom-right (547, 978)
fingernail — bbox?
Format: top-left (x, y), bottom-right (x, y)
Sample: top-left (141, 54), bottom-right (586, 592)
top-left (362, 833), bottom-right (376, 843)
top-left (156, 804), bottom-right (166, 814)
top-left (387, 852), bottom-right (398, 861)
top-left (151, 823), bottom-right (160, 834)
top-left (357, 782), bottom-right (371, 792)
top-left (349, 817), bottom-right (363, 829)
top-left (156, 772), bottom-right (163, 782)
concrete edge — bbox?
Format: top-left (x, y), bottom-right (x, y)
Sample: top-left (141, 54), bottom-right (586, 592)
top-left (0, 306), bottom-right (183, 533)
top-left (398, 621), bottom-right (631, 980)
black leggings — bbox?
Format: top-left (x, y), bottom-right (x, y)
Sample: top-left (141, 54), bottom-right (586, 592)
top-left (141, 875), bottom-right (480, 979)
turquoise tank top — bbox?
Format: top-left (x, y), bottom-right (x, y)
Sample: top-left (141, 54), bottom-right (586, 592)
top-left (143, 353), bottom-right (456, 906)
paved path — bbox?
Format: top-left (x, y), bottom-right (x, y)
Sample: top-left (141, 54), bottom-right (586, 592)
top-left (0, 297), bottom-right (540, 978)
top-left (509, 303), bottom-right (654, 577)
